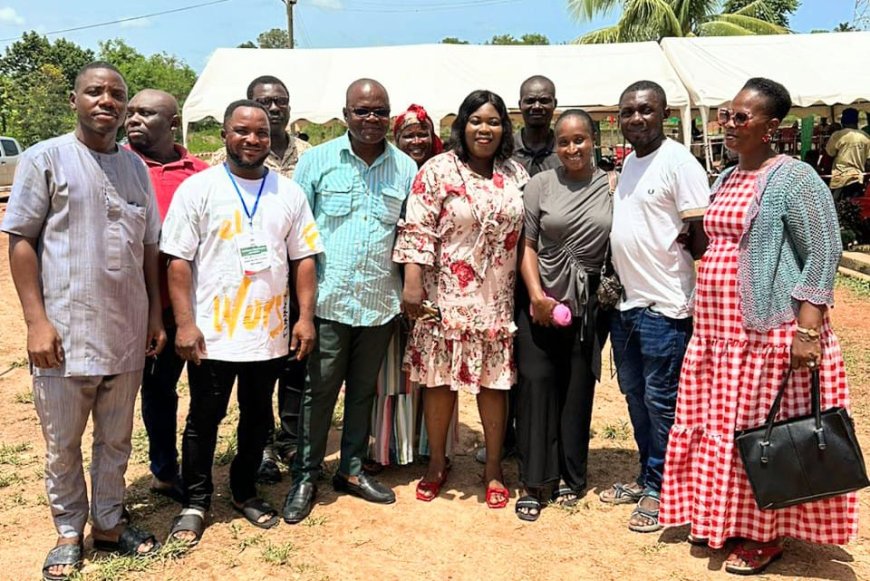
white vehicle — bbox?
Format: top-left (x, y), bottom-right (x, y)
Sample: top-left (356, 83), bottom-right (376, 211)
top-left (0, 136), bottom-right (23, 187)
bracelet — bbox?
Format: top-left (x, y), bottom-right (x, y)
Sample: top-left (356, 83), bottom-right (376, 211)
top-left (796, 326), bottom-right (820, 340)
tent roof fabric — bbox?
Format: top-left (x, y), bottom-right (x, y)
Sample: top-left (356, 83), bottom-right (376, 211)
top-left (182, 42), bottom-right (690, 137)
top-left (661, 32), bottom-right (870, 110)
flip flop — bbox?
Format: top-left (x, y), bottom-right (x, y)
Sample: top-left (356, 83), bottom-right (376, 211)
top-left (416, 458), bottom-right (452, 502)
top-left (42, 542), bottom-right (82, 581)
top-left (233, 497), bottom-right (280, 529)
top-left (168, 508), bottom-right (206, 547)
top-left (551, 485), bottom-right (582, 507)
top-left (93, 525), bottom-right (161, 556)
top-left (515, 495), bottom-right (542, 522)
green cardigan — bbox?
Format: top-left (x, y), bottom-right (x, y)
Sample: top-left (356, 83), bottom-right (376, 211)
top-left (711, 156), bottom-right (842, 331)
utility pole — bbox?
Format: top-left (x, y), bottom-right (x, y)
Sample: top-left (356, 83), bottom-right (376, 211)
top-left (283, 0), bottom-right (297, 48)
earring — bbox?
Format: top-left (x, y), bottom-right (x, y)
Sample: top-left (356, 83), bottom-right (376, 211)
top-left (762, 133), bottom-right (772, 144)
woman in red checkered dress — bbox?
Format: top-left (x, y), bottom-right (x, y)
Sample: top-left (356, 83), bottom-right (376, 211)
top-left (659, 78), bottom-right (858, 576)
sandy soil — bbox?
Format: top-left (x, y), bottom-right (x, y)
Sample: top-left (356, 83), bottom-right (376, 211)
top-left (0, 203), bottom-right (868, 581)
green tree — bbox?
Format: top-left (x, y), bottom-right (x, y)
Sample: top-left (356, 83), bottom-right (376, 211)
top-left (570, 0), bottom-right (790, 43)
top-left (98, 39), bottom-right (197, 104)
top-left (9, 64), bottom-right (75, 146)
top-left (722, 0), bottom-right (799, 28)
top-left (488, 33), bottom-right (551, 45)
top-left (257, 28), bottom-right (290, 48)
top-left (238, 40), bottom-right (259, 48)
top-left (833, 21), bottom-right (857, 32)
top-left (441, 36), bottom-right (470, 44)
top-left (0, 31), bottom-right (94, 88)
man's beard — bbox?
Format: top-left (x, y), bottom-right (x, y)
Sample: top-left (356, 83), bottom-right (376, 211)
top-left (226, 146), bottom-right (269, 170)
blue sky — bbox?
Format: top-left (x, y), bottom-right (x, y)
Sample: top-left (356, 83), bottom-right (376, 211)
top-left (0, 0), bottom-right (859, 73)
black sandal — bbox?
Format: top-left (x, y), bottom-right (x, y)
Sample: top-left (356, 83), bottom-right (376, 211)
top-left (93, 525), bottom-right (161, 556)
top-left (515, 495), bottom-right (542, 522)
top-left (233, 497), bottom-right (280, 529)
top-left (551, 485), bottom-right (582, 507)
top-left (42, 542), bottom-right (82, 581)
top-left (168, 508), bottom-right (206, 546)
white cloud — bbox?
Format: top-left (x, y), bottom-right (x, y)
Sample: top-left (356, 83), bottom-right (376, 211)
top-left (120, 17), bottom-right (152, 29)
top-left (309, 0), bottom-right (342, 9)
top-left (0, 7), bottom-right (24, 25)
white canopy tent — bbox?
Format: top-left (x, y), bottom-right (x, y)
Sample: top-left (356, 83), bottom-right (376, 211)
top-left (661, 32), bottom-right (870, 171)
top-left (182, 42), bottom-right (693, 146)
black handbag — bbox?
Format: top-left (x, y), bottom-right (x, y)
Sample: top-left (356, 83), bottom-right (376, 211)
top-left (735, 367), bottom-right (870, 510)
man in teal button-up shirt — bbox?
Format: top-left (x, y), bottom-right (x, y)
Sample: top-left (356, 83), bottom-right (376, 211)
top-left (284, 79), bottom-right (417, 524)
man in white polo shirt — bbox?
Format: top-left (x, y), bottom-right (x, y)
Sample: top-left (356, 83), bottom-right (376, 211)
top-left (160, 99), bottom-right (322, 544)
top-left (600, 81), bottom-right (709, 535)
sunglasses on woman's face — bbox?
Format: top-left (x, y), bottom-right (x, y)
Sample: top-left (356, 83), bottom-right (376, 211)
top-left (717, 108), bottom-right (754, 127)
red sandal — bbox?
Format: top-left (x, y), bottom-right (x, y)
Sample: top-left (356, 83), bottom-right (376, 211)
top-left (485, 484), bottom-right (509, 509)
top-left (724, 542), bottom-right (784, 575)
top-left (415, 459), bottom-right (451, 502)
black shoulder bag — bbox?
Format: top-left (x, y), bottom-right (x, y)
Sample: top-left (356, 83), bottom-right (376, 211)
top-left (735, 367), bottom-right (869, 510)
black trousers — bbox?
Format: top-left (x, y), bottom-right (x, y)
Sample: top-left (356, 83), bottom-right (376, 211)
top-left (140, 319), bottom-right (186, 482)
top-left (266, 356), bottom-right (308, 460)
top-left (515, 307), bottom-right (597, 491)
top-left (182, 357), bottom-right (283, 510)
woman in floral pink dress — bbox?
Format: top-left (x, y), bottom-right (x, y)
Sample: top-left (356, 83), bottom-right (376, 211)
top-left (393, 90), bottom-right (528, 508)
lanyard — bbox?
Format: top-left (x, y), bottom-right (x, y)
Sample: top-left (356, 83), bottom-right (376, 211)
top-left (224, 163), bottom-right (268, 228)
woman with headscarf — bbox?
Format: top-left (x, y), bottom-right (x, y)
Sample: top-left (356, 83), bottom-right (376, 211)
top-left (368, 104), bottom-right (447, 471)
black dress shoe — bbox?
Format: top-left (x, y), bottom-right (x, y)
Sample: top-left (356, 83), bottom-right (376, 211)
top-left (257, 456), bottom-right (282, 484)
top-left (282, 482), bottom-right (317, 524)
top-left (332, 472), bottom-right (396, 504)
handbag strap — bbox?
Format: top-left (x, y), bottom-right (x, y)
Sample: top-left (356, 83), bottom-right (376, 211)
top-left (760, 367), bottom-right (825, 461)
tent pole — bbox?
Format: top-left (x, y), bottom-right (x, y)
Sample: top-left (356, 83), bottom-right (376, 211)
top-left (700, 107), bottom-right (712, 175)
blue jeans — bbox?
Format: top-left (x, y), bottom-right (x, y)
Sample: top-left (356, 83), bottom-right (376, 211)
top-left (610, 307), bottom-right (691, 493)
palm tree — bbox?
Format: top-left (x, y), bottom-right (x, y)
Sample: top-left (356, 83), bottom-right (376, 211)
top-left (569, 0), bottom-right (789, 43)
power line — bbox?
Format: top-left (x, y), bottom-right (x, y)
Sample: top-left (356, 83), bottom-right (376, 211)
top-left (296, 7), bottom-right (313, 48)
top-left (0, 0), bottom-right (232, 43)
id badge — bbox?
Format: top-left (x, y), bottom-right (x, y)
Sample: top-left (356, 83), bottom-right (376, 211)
top-left (237, 231), bottom-right (271, 275)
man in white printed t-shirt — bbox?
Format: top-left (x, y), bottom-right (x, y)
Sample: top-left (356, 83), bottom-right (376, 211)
top-left (599, 81), bottom-right (710, 535)
top-left (160, 99), bottom-right (323, 545)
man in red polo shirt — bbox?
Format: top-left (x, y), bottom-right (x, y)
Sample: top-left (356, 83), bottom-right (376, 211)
top-left (126, 89), bottom-right (209, 501)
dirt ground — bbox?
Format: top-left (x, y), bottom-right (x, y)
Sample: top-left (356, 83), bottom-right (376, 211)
top-left (0, 204), bottom-right (869, 581)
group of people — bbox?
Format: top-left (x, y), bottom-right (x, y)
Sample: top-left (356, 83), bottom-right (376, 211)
top-left (3, 59), bottom-right (857, 581)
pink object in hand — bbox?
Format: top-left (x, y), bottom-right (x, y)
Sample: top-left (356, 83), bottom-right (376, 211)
top-left (530, 302), bottom-right (573, 327)
top-left (551, 304), bottom-right (573, 327)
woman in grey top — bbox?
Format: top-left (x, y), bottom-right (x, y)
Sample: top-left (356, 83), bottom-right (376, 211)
top-left (515, 109), bottom-right (613, 521)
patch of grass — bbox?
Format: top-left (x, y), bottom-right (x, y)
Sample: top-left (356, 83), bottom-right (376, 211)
top-left (0, 442), bottom-right (33, 465)
top-left (331, 392), bottom-right (345, 429)
top-left (836, 273), bottom-right (870, 300)
top-left (13, 390), bottom-right (33, 404)
top-left (261, 540), bottom-right (295, 566)
top-left (599, 420), bottom-right (632, 441)
top-left (130, 428), bottom-right (149, 465)
top-left (35, 493), bottom-right (48, 506)
top-left (237, 532), bottom-right (264, 553)
top-left (84, 540), bottom-right (187, 580)
top-left (0, 471), bottom-right (24, 489)
top-left (640, 542), bottom-right (667, 555)
top-left (186, 122), bottom-right (222, 156)
top-left (8, 357), bottom-right (29, 369)
top-left (301, 514), bottom-right (329, 527)
top-left (215, 432), bottom-right (238, 467)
